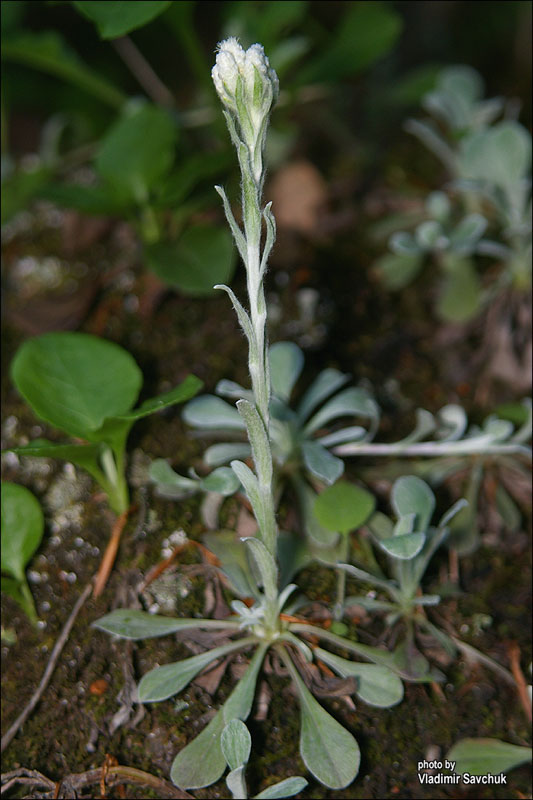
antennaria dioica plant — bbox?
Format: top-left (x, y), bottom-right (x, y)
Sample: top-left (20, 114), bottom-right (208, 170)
top-left (93, 38), bottom-right (427, 792)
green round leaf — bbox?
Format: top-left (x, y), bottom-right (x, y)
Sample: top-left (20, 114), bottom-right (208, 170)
top-left (145, 225), bottom-right (236, 296)
top-left (73, 1), bottom-right (171, 40)
top-left (11, 332), bottom-right (142, 440)
top-left (96, 103), bottom-right (176, 201)
top-left (221, 719), bottom-right (252, 771)
top-left (392, 476), bottom-right (435, 531)
top-left (1, 483), bottom-right (44, 582)
top-left (313, 481), bottom-right (375, 535)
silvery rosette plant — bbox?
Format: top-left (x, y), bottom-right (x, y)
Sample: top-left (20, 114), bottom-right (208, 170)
top-left (152, 333), bottom-right (531, 556)
top-left (376, 65), bottom-right (532, 320)
top-left (151, 338), bottom-right (379, 546)
top-left (94, 39), bottom-right (409, 793)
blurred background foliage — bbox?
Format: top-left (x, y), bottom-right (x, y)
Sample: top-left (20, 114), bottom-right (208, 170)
top-left (1, 0), bottom-right (531, 298)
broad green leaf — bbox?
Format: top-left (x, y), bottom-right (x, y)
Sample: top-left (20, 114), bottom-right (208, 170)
top-left (269, 342), bottom-right (304, 402)
top-left (145, 225), bottom-right (236, 296)
top-left (10, 332), bottom-right (142, 440)
top-left (254, 777), bottom-right (308, 799)
top-left (1, 165), bottom-right (52, 224)
top-left (286, 651), bottom-right (360, 789)
top-left (2, 31), bottom-right (125, 108)
top-left (1, 483), bottom-right (44, 583)
top-left (437, 259), bottom-right (482, 322)
top-left (171, 644), bottom-right (266, 789)
top-left (39, 182), bottom-right (131, 216)
top-left (203, 531), bottom-right (260, 600)
top-left (299, 1), bottom-right (402, 82)
top-left (313, 481), bottom-right (375, 534)
top-left (305, 387), bottom-right (379, 435)
top-left (447, 738), bottom-right (532, 776)
top-left (92, 609), bottom-right (239, 639)
top-left (221, 719), bottom-right (252, 770)
top-left (138, 638), bottom-right (254, 703)
top-left (302, 440), bottom-right (344, 485)
top-left (183, 396), bottom-right (245, 430)
top-left (96, 104), bottom-right (176, 202)
top-left (389, 231), bottom-right (420, 255)
top-left (392, 476), bottom-right (435, 531)
top-left (315, 648), bottom-right (403, 708)
top-left (378, 532), bottom-right (426, 560)
top-left (293, 479), bottom-right (338, 547)
top-left (1, 576), bottom-right (37, 622)
top-left (4, 440), bottom-right (103, 476)
top-left (201, 467), bottom-right (241, 496)
top-left (73, 1), bottom-right (171, 39)
top-left (376, 252), bottom-right (424, 290)
top-left (297, 368), bottom-right (349, 423)
top-left (112, 375), bottom-right (203, 421)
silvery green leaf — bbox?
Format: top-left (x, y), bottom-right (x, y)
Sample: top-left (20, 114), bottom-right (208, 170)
top-left (269, 342), bottom-right (304, 402)
top-left (459, 121), bottom-right (532, 188)
top-left (317, 426), bottom-right (366, 447)
top-left (304, 387), bottom-right (379, 436)
top-left (415, 220), bottom-right (446, 250)
top-left (367, 511), bottom-right (394, 541)
top-left (344, 595), bottom-right (396, 612)
top-left (203, 531), bottom-right (260, 600)
top-left (279, 631), bottom-right (313, 662)
top-left (302, 440), bottom-right (344, 485)
top-left (93, 610), bottom-right (239, 639)
top-left (392, 476), bottom-right (435, 530)
top-left (438, 65), bottom-right (483, 106)
top-left (393, 512), bottom-right (416, 536)
top-left (375, 252), bottom-right (424, 290)
top-left (170, 702), bottom-right (226, 789)
top-left (230, 461), bottom-right (264, 529)
top-left (482, 417), bottom-right (514, 443)
top-left (214, 184), bottom-right (247, 262)
top-left (216, 379), bottom-right (254, 401)
top-left (214, 284), bottom-right (257, 360)
top-left (183, 396), bottom-right (245, 430)
top-left (254, 776), bottom-right (308, 799)
top-left (244, 537), bottom-right (278, 605)
top-left (404, 118), bottom-right (457, 172)
top-left (204, 443), bottom-right (251, 467)
top-left (436, 405), bottom-right (467, 441)
top-left (138, 638), bottom-right (254, 702)
top-left (449, 213), bottom-right (488, 253)
top-left (389, 231), bottom-right (420, 255)
top-left (447, 738), bottom-right (532, 777)
top-left (282, 649), bottom-right (360, 789)
top-left (260, 201), bottom-right (276, 281)
top-left (221, 719), bottom-right (251, 770)
top-left (495, 485), bottom-right (521, 531)
top-left (149, 459), bottom-right (199, 496)
top-left (423, 89), bottom-right (465, 130)
top-left (471, 96), bottom-right (505, 128)
top-left (296, 368), bottom-right (350, 423)
top-left (236, 400), bottom-right (272, 488)
top-left (315, 648), bottom-right (404, 708)
top-left (171, 644), bottom-right (267, 789)
top-left (438, 498), bottom-right (468, 528)
top-left (378, 532), bottom-right (426, 560)
top-left (226, 766), bottom-right (247, 799)
top-left (201, 467), bottom-right (241, 495)
top-left (425, 191), bottom-right (451, 222)
top-left (395, 408), bottom-right (436, 445)
top-left (437, 259), bottom-right (482, 322)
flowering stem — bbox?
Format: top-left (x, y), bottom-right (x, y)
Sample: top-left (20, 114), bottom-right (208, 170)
top-left (212, 39), bottom-right (280, 625)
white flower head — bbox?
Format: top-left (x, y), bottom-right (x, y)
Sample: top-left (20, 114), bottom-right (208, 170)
top-left (212, 37), bottom-right (278, 150)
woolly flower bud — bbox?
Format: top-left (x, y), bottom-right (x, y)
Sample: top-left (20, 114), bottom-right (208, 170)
top-left (212, 37), bottom-right (278, 137)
